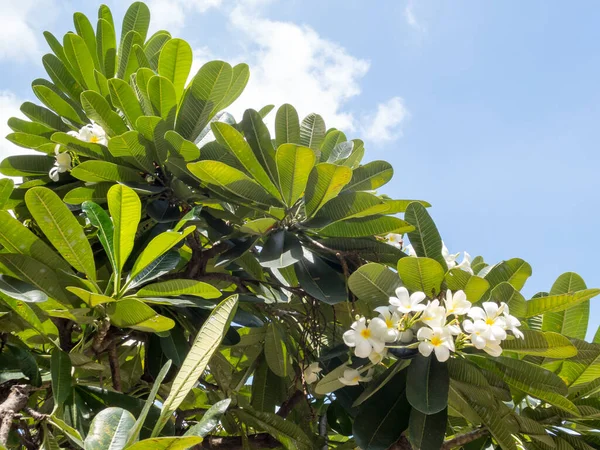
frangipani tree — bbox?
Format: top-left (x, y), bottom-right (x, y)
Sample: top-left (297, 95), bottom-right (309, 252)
top-left (1, 3), bottom-right (600, 450)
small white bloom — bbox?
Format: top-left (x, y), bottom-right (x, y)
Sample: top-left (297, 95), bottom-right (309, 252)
top-left (455, 251), bottom-right (474, 274)
top-left (303, 362), bottom-right (322, 384)
top-left (385, 233), bottom-right (403, 249)
top-left (462, 319), bottom-right (493, 349)
top-left (420, 300), bottom-right (446, 328)
top-left (444, 290), bottom-right (472, 316)
top-left (368, 348), bottom-right (388, 365)
top-left (467, 302), bottom-right (507, 341)
top-left (145, 174), bottom-right (156, 183)
top-left (442, 242), bottom-right (460, 269)
top-left (339, 368), bottom-right (373, 386)
top-left (389, 287), bottom-right (427, 314)
top-left (49, 144), bottom-right (72, 181)
top-left (70, 123), bottom-right (108, 145)
top-left (482, 341), bottom-right (503, 357)
top-left (373, 306), bottom-right (402, 342)
top-left (501, 303), bottom-right (524, 339)
top-left (343, 317), bottom-right (386, 359)
top-left (417, 327), bottom-right (455, 362)
top-left (399, 328), bottom-right (414, 343)
top-left (404, 244), bottom-right (417, 257)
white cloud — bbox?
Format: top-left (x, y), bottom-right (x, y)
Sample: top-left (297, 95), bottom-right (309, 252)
top-left (405, 0), bottom-right (426, 33)
top-left (0, 1), bottom-right (44, 62)
top-left (361, 97), bottom-right (409, 144)
top-left (147, 0), bottom-right (224, 33)
top-left (0, 91), bottom-right (29, 159)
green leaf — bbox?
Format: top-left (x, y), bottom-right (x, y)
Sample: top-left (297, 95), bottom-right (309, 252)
top-left (239, 218), bottom-right (278, 235)
top-left (406, 354), bottom-right (449, 414)
top-left (0, 292), bottom-right (47, 337)
top-left (64, 183), bottom-right (112, 205)
top-left (0, 275), bottom-right (47, 303)
top-left (96, 18), bottom-right (117, 77)
top-left (125, 437), bottom-right (203, 450)
top-left (232, 408), bottom-right (312, 450)
top-left (0, 179), bottom-right (13, 210)
top-left (157, 38), bottom-right (192, 103)
top-left (348, 262), bottom-right (401, 307)
top-left (240, 109), bottom-right (278, 183)
top-left (484, 258), bottom-right (533, 292)
top-left (0, 155), bottom-right (54, 177)
top-left (525, 289), bottom-right (600, 318)
top-left (108, 131), bottom-right (155, 172)
top-left (148, 76), bottom-right (177, 128)
top-left (49, 415), bottom-right (84, 448)
top-left (353, 369), bottom-right (411, 450)
top-left (212, 122), bottom-right (281, 200)
top-left (152, 295), bottom-right (238, 437)
top-left (501, 330), bottom-right (577, 358)
top-left (320, 215), bottom-right (414, 238)
top-left (144, 32), bottom-right (171, 70)
top-left (136, 280), bottom-right (221, 298)
top-left (81, 90), bottom-right (128, 136)
top-left (42, 54), bottom-right (84, 103)
top-left (165, 130), bottom-right (200, 161)
top-left (8, 344), bottom-right (42, 386)
top-left (117, 30), bottom-right (144, 80)
top-left (275, 144), bottom-right (316, 207)
top-left (5, 132), bottom-right (53, 151)
top-left (408, 408), bottom-right (447, 450)
top-left (127, 251), bottom-right (181, 291)
top-left (83, 407), bottom-right (135, 450)
top-left (304, 163), bottom-right (353, 218)
top-left (184, 399), bottom-right (231, 437)
top-left (107, 299), bottom-right (174, 332)
top-left (64, 33), bottom-right (98, 92)
top-left (136, 116), bottom-right (169, 164)
top-left (404, 202), bottom-right (447, 270)
top-left (108, 78), bottom-right (144, 128)
top-left (126, 360), bottom-right (172, 446)
top-left (264, 323), bottom-right (290, 377)
top-left (259, 230), bottom-right (303, 269)
top-left (275, 103), bottom-right (300, 146)
top-left (344, 161), bottom-right (393, 192)
top-left (71, 161), bottom-right (142, 183)
top-left (397, 257), bottom-right (444, 297)
top-left (73, 12), bottom-right (101, 72)
top-left (176, 61), bottom-right (233, 142)
top-left (327, 141), bottom-right (354, 164)
top-left (444, 269), bottom-right (490, 303)
top-left (51, 131), bottom-right (117, 162)
top-left (21, 101), bottom-right (70, 132)
top-left (25, 187), bottom-right (96, 280)
top-left (51, 348), bottom-right (72, 407)
top-left (187, 161), bottom-right (278, 207)
top-left (543, 272), bottom-right (589, 340)
top-left (82, 201), bottom-right (115, 271)
top-left (121, 2), bottom-right (150, 45)
top-left (33, 85), bottom-right (86, 125)
top-left (299, 113), bottom-right (325, 151)
top-left (129, 226), bottom-right (195, 281)
top-left (107, 184), bottom-right (141, 278)
top-left (218, 63), bottom-right (249, 111)
top-left (294, 252), bottom-right (347, 305)
top-left (308, 191), bottom-right (391, 227)
top-left (66, 287), bottom-right (115, 306)
top-left (489, 282), bottom-right (527, 318)
top-left (320, 130), bottom-right (347, 162)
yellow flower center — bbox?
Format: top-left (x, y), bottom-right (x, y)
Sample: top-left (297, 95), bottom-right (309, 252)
top-left (431, 336), bottom-right (442, 347)
top-left (90, 135), bottom-right (99, 143)
top-left (360, 328), bottom-right (371, 339)
top-left (353, 376), bottom-right (360, 383)
top-left (385, 318), bottom-right (393, 328)
top-left (485, 318), bottom-right (495, 325)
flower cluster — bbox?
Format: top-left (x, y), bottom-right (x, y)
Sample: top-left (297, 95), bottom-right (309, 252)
top-left (342, 287), bottom-right (524, 370)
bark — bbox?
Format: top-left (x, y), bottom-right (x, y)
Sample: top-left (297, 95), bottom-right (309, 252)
top-left (108, 343), bottom-right (122, 392)
top-left (441, 428), bottom-right (490, 450)
top-left (0, 384), bottom-right (30, 446)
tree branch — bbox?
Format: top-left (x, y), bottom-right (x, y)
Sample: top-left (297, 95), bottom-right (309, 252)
top-left (0, 385), bottom-right (30, 446)
top-left (194, 433), bottom-right (281, 449)
top-left (276, 390), bottom-right (304, 419)
top-left (441, 428), bottom-right (489, 450)
top-left (107, 343), bottom-right (122, 392)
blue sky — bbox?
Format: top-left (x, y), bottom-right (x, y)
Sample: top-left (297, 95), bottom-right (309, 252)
top-left (1, 1), bottom-right (599, 337)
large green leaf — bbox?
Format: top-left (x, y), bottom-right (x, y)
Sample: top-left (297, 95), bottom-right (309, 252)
top-left (240, 109), bottom-right (278, 183)
top-left (276, 144), bottom-right (316, 207)
top-left (348, 262), bottom-right (402, 307)
top-left (543, 272), bottom-right (589, 340)
top-left (152, 295), bottom-right (238, 437)
top-left (304, 163), bottom-right (353, 218)
top-left (320, 238), bottom-right (406, 267)
top-left (484, 258), bottom-right (532, 292)
top-left (64, 33), bottom-right (98, 92)
top-left (187, 160), bottom-right (278, 207)
top-left (107, 131), bottom-right (155, 172)
top-left (148, 76), bottom-right (177, 128)
top-left (217, 63), bottom-right (249, 111)
top-left (83, 407), bottom-right (135, 450)
top-left (117, 30), bottom-right (144, 81)
top-left (0, 275), bottom-right (47, 303)
top-left (120, 2), bottom-right (150, 44)
top-left (0, 179), bottom-right (13, 210)
top-left (275, 103), bottom-right (300, 146)
top-left (525, 289), bottom-right (600, 318)
top-left (353, 369), bottom-right (411, 450)
top-left (108, 78), bottom-right (144, 128)
top-left (51, 348), bottom-right (72, 407)
top-left (71, 161), bottom-right (142, 183)
top-left (51, 131), bottom-right (117, 162)
top-left (406, 354), bottom-right (449, 414)
top-left (320, 130), bottom-right (347, 162)
top-left (184, 399), bottom-right (231, 437)
top-left (397, 257), bottom-right (444, 297)
top-left (0, 155), bottom-right (54, 177)
top-left (96, 18), bottom-right (117, 77)
top-left (344, 160), bottom-right (393, 192)
top-left (212, 122), bottom-right (281, 200)
top-left (319, 215), bottom-right (414, 238)
top-left (232, 408), bottom-right (312, 450)
top-left (299, 113), bottom-right (325, 151)
top-left (136, 279), bottom-right (221, 298)
top-left (42, 53), bottom-right (83, 102)
top-left (259, 230), bottom-right (303, 269)
top-left (107, 298), bottom-right (174, 332)
top-left (80, 90), bottom-right (128, 136)
top-left (21, 101), bottom-right (70, 132)
top-left (175, 61), bottom-right (233, 142)
top-left (165, 130), bottom-right (199, 161)
top-left (126, 437), bottom-right (203, 450)
top-left (408, 408), bottom-right (447, 450)
top-left (489, 282), bottom-right (527, 318)
top-left (73, 12), bottom-right (101, 72)
top-left (144, 32), bottom-right (171, 70)
top-left (308, 191), bottom-right (390, 227)
top-left (404, 202), bottom-right (447, 270)
top-left (157, 38), bottom-right (192, 103)
top-left (33, 85), bottom-right (86, 125)
top-left (0, 292), bottom-right (47, 337)
top-left (264, 323), bottom-right (290, 377)
top-left (64, 183), bottom-right (112, 205)
top-left (25, 187), bottom-right (96, 280)
top-left (502, 330), bottom-right (577, 358)
top-left (444, 269), bottom-right (490, 303)
top-left (557, 339), bottom-right (600, 387)
top-left (294, 252), bottom-right (347, 305)
top-left (108, 184), bottom-right (141, 278)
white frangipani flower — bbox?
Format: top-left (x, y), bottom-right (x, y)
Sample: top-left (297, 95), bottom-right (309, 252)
top-left (68, 123), bottom-right (108, 145)
top-left (343, 317), bottom-right (386, 359)
top-left (389, 287), bottom-right (427, 314)
top-left (385, 233), bottom-right (403, 249)
top-left (373, 306), bottom-right (401, 342)
top-left (501, 303), bottom-right (524, 339)
top-left (462, 319), bottom-right (493, 349)
top-left (444, 290), bottom-right (472, 316)
top-left (483, 341), bottom-right (503, 357)
top-left (404, 244), bottom-right (417, 257)
top-left (417, 327), bottom-right (455, 362)
top-left (49, 144), bottom-right (72, 181)
top-left (455, 251), bottom-right (474, 274)
top-left (467, 302), bottom-right (507, 341)
top-left (368, 348), bottom-right (388, 365)
top-left (399, 328), bottom-right (414, 343)
top-left (442, 242), bottom-right (460, 268)
top-left (303, 362), bottom-right (322, 384)
top-left (339, 368), bottom-right (374, 386)
top-left (420, 300), bottom-right (446, 328)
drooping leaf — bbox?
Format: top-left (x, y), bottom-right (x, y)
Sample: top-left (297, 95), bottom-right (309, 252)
top-left (259, 230), bottom-right (303, 269)
top-left (264, 323), bottom-right (290, 377)
top-left (136, 280), bottom-right (221, 298)
top-left (184, 399), bottom-right (231, 438)
top-left (0, 275), bottom-right (48, 303)
top-left (71, 161), bottom-right (142, 183)
top-left (406, 354), bottom-right (449, 414)
top-left (294, 251), bottom-right (347, 305)
top-left (408, 408), bottom-right (447, 450)
top-left (83, 407), bottom-right (135, 450)
top-left (51, 348), bottom-right (72, 406)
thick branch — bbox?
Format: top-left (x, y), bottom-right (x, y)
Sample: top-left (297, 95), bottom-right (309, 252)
top-left (389, 436), bottom-right (414, 450)
top-left (51, 318), bottom-right (75, 352)
top-left (107, 343), bottom-right (122, 392)
top-left (276, 390), bottom-right (304, 419)
top-left (0, 385), bottom-right (30, 446)
top-left (441, 428), bottom-right (489, 450)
